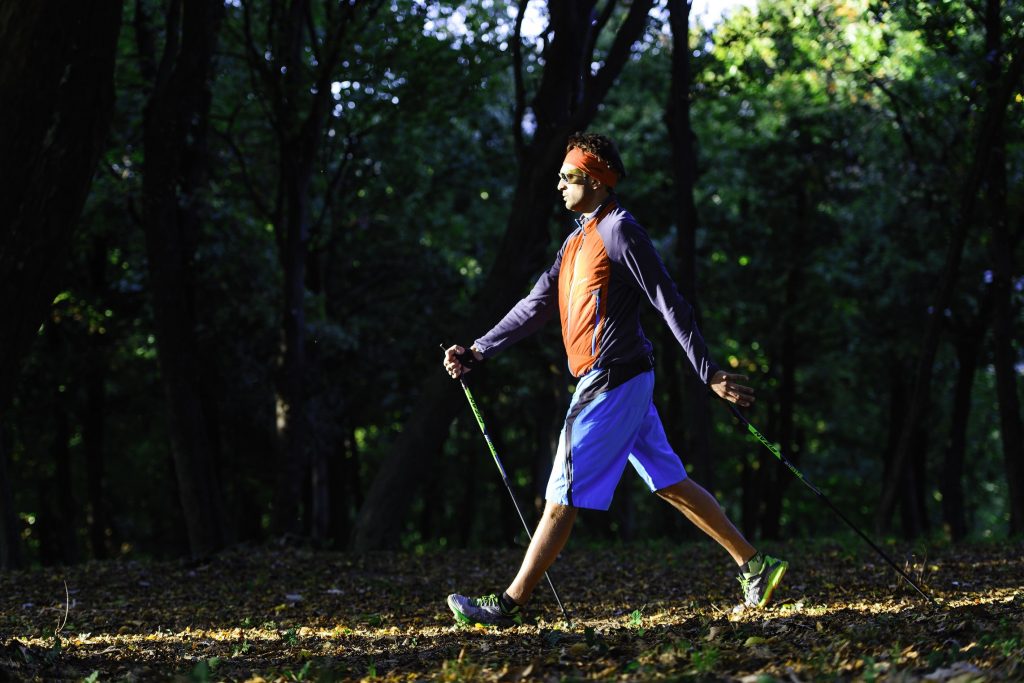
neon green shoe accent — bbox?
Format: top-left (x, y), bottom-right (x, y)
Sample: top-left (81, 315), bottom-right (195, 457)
top-left (738, 555), bottom-right (788, 609)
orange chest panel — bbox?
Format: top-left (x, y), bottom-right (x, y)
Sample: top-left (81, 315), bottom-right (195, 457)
top-left (558, 227), bottom-right (611, 376)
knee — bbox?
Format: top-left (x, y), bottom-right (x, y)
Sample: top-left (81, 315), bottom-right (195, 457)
top-left (656, 478), bottom-right (694, 501)
top-left (544, 502), bottom-right (575, 522)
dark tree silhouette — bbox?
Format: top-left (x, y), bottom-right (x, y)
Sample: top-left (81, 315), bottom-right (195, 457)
top-left (138, 0), bottom-right (229, 558)
top-left (0, 0), bottom-right (124, 568)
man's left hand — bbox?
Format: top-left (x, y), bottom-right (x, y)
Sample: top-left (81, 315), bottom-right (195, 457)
top-left (710, 371), bottom-right (755, 407)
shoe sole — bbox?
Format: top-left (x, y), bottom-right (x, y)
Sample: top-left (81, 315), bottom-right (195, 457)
top-left (447, 595), bottom-right (472, 625)
top-left (756, 561), bottom-right (788, 608)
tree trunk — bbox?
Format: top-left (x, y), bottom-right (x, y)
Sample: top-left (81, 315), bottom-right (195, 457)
top-left (665, 0), bottom-right (712, 487)
top-left (277, 164), bottom-right (313, 536)
top-left (140, 0), bottom-right (227, 558)
top-left (880, 365), bottom-right (906, 524)
top-left (942, 306), bottom-right (988, 541)
top-left (0, 1), bottom-right (123, 414)
top-left (51, 381), bottom-right (78, 565)
top-left (352, 0), bottom-right (655, 549)
top-left (875, 27), bottom-right (1024, 533)
top-left (331, 425), bottom-right (361, 545)
top-left (44, 319), bottom-right (79, 565)
top-left (0, 426), bottom-right (20, 569)
top-left (83, 354), bottom-right (110, 559)
top-left (238, 0), bottom-right (365, 539)
top-left (82, 237), bottom-right (111, 559)
top-left (941, 349), bottom-right (972, 540)
top-left (983, 0), bottom-right (1024, 534)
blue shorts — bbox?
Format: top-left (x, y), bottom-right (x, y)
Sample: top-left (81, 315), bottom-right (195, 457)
top-left (545, 366), bottom-right (687, 510)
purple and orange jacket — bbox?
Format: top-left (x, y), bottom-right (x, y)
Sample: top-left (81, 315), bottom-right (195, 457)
top-left (474, 200), bottom-right (721, 383)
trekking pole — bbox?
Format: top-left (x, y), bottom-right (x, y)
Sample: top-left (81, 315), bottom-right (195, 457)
top-left (441, 345), bottom-right (571, 622)
top-left (726, 404), bottom-right (939, 606)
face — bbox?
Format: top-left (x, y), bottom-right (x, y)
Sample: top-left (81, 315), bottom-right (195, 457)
top-left (557, 163), bottom-right (604, 213)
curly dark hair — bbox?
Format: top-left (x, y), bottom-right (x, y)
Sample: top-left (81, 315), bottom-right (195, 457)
top-left (566, 132), bottom-right (627, 181)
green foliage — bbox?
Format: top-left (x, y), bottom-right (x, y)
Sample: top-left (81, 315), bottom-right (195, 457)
top-left (627, 607), bottom-right (646, 636)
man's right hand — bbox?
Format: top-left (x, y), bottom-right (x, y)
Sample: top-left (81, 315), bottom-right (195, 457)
top-left (443, 344), bottom-right (483, 379)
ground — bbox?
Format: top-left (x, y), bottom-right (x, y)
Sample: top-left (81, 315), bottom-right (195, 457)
top-left (0, 539), bottom-right (1021, 681)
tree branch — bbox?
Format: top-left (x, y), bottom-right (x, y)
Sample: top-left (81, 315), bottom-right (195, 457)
top-left (154, 0), bottom-right (182, 90)
top-left (512, 0), bottom-right (529, 159)
top-left (576, 0), bottom-right (654, 127)
top-left (583, 0), bottom-right (618, 71)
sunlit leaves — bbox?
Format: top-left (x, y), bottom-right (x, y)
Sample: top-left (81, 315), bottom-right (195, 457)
top-left (1, 543), bottom-right (1022, 680)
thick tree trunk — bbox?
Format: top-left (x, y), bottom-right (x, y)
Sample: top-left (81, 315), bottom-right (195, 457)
top-left (0, 1), bottom-right (123, 414)
top-left (141, 0), bottom-right (227, 558)
top-left (666, 0), bottom-right (712, 487)
top-left (352, 0), bottom-right (655, 549)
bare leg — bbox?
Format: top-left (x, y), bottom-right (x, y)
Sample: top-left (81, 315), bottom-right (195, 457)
top-left (656, 478), bottom-right (755, 566)
top-left (505, 501), bottom-right (577, 605)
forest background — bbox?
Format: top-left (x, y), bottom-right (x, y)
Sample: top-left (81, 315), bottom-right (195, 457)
top-left (1, 0), bottom-right (1023, 572)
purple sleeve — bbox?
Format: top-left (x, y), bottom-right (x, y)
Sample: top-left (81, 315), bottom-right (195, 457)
top-left (610, 221), bottom-right (721, 384)
top-left (473, 248), bottom-right (563, 358)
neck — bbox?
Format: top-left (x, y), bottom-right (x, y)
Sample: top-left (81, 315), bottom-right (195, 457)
top-left (578, 189), bottom-right (610, 215)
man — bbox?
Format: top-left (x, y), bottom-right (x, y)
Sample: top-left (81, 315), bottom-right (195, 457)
top-left (442, 132), bottom-right (786, 626)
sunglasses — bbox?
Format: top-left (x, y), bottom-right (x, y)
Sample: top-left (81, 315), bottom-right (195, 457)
top-left (557, 171), bottom-right (588, 184)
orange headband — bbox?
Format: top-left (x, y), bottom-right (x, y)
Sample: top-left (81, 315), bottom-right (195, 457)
top-left (564, 148), bottom-right (619, 188)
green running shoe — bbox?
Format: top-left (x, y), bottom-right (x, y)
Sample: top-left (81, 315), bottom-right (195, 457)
top-left (447, 593), bottom-right (522, 626)
top-left (738, 555), bottom-right (788, 609)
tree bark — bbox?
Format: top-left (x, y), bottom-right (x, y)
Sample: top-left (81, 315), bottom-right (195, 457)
top-left (352, 0), bottom-right (655, 550)
top-left (666, 0), bottom-right (713, 487)
top-left (0, 1), bottom-right (123, 414)
top-left (140, 0), bottom-right (228, 558)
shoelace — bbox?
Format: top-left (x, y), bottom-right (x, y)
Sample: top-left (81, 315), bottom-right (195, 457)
top-left (472, 594), bottom-right (500, 607)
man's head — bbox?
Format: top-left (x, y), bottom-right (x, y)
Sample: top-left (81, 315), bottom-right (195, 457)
top-left (558, 132), bottom-right (626, 214)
